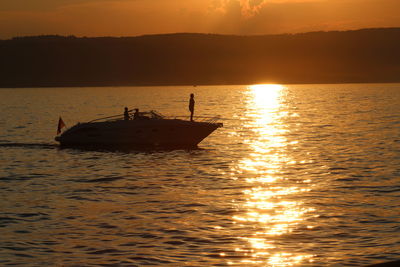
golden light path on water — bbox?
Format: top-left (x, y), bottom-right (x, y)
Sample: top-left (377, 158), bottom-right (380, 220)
top-left (231, 84), bottom-right (314, 266)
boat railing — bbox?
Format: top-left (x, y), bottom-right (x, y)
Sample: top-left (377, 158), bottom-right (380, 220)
top-left (88, 114), bottom-right (125, 123)
top-left (88, 110), bottom-right (163, 123)
top-left (165, 115), bottom-right (222, 124)
top-left (87, 111), bottom-right (222, 124)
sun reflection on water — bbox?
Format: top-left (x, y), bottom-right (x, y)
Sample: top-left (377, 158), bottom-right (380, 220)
top-left (231, 84), bottom-right (314, 266)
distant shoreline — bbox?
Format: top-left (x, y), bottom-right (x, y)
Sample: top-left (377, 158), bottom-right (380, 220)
top-left (2, 27), bottom-right (400, 41)
top-left (1, 28), bottom-right (399, 88)
top-left (2, 81), bottom-right (400, 89)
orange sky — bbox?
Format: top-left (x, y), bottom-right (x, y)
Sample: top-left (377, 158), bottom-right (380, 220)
top-left (1, 0), bottom-right (399, 38)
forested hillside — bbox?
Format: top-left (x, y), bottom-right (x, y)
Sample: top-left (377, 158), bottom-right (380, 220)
top-left (1, 28), bottom-right (399, 87)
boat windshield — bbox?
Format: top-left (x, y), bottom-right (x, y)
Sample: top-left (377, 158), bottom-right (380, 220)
top-left (88, 110), bottom-right (164, 123)
top-left (149, 110), bottom-right (164, 119)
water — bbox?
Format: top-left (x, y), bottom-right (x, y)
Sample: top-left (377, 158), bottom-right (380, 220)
top-left (0, 84), bottom-right (399, 266)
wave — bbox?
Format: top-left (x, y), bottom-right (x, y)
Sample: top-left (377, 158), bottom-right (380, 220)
top-left (0, 142), bottom-right (57, 149)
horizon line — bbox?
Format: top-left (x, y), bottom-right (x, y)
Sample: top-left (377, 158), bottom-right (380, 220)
top-left (3, 27), bottom-right (400, 41)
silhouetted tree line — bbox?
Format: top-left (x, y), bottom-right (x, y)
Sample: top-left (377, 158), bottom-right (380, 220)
top-left (0, 28), bottom-right (399, 87)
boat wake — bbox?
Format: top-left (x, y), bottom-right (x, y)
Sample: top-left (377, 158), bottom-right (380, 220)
top-left (0, 142), bottom-right (204, 153)
top-left (0, 142), bottom-right (58, 150)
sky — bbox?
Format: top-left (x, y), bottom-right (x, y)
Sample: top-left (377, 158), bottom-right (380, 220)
top-left (1, 0), bottom-right (399, 39)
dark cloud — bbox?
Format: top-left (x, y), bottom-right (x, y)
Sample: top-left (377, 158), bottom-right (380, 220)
top-left (0, 0), bottom-right (131, 11)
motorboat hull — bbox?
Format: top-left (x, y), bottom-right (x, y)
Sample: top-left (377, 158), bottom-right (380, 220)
top-left (55, 118), bottom-right (222, 149)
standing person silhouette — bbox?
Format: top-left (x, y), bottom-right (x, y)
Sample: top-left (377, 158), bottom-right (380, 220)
top-left (134, 108), bottom-right (140, 119)
top-left (124, 107), bottom-right (130, 120)
top-left (189, 93), bottom-right (195, 122)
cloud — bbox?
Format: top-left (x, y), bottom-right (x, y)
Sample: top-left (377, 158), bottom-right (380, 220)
top-left (212, 0), bottom-right (320, 17)
top-left (210, 0), bottom-right (267, 17)
top-left (235, 0), bottom-right (269, 17)
top-left (0, 0), bottom-right (399, 38)
top-left (0, 0), bottom-right (209, 37)
top-left (209, 0), bottom-right (400, 34)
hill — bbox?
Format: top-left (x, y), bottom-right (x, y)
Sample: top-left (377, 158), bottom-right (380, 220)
top-left (0, 28), bottom-right (399, 87)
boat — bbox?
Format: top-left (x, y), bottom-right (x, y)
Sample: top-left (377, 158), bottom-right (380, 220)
top-left (55, 110), bottom-right (223, 149)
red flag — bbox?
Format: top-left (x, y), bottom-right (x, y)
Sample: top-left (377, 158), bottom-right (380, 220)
top-left (57, 117), bottom-right (66, 135)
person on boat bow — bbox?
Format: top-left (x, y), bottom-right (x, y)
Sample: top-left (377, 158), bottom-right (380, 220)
top-left (189, 93), bottom-right (195, 121)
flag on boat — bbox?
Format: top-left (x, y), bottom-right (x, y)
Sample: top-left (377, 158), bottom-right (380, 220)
top-left (57, 117), bottom-right (66, 135)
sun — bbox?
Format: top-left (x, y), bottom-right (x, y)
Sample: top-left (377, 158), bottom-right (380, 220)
top-left (249, 84), bottom-right (284, 91)
top-left (249, 84), bottom-right (285, 108)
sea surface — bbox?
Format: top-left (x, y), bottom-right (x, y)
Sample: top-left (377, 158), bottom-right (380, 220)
top-left (0, 84), bottom-right (399, 266)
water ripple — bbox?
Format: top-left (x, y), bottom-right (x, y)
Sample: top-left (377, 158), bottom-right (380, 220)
top-left (0, 84), bottom-right (399, 266)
